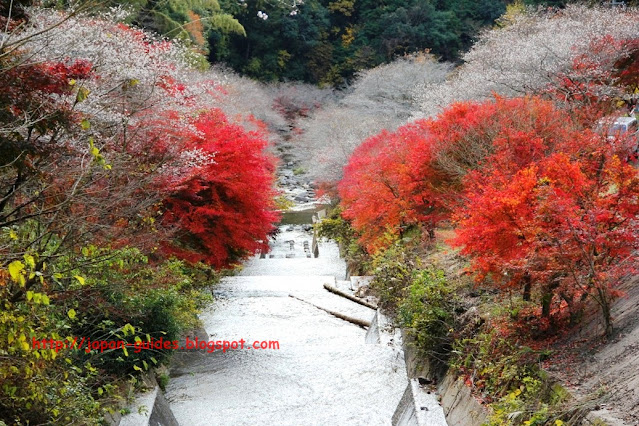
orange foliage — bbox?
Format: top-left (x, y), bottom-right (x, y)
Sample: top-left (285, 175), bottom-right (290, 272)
top-left (185, 11), bottom-right (206, 47)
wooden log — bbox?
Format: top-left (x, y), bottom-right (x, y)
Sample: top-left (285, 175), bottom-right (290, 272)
top-left (323, 283), bottom-right (378, 310)
top-left (288, 294), bottom-right (371, 328)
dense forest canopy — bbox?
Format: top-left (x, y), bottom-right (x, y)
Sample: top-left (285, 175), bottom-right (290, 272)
top-left (102, 0), bottom-right (608, 85)
top-left (211, 0), bottom-right (506, 84)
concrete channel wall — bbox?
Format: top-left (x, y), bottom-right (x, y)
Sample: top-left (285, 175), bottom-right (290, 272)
top-left (399, 328), bottom-right (488, 426)
top-left (110, 372), bottom-right (178, 426)
top-left (391, 317), bottom-right (621, 426)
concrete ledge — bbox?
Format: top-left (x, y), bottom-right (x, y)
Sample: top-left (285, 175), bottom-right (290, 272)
top-left (439, 374), bottom-right (488, 426)
top-left (149, 388), bottom-right (179, 426)
top-left (106, 365), bottom-right (180, 426)
top-left (399, 327), bottom-right (489, 426)
top-left (366, 309), bottom-right (402, 345)
top-left (119, 385), bottom-right (159, 426)
top-left (584, 409), bottom-right (628, 425)
top-left (392, 382), bottom-right (419, 426)
top-left (118, 381), bottom-right (179, 426)
top-left (392, 322), bottom-right (449, 425)
top-left (401, 329), bottom-right (437, 380)
top-left (392, 379), bottom-right (447, 425)
top-left (365, 311), bottom-right (381, 344)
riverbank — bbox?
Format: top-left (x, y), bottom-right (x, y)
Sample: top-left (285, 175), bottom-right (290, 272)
top-left (329, 221), bottom-right (637, 425)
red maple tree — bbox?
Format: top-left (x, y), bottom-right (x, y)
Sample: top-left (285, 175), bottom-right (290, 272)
top-left (339, 121), bottom-right (446, 252)
top-left (449, 98), bottom-right (639, 335)
top-left (161, 109), bottom-right (280, 268)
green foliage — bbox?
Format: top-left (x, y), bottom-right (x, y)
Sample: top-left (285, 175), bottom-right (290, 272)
top-left (369, 241), bottom-right (416, 312)
top-left (486, 376), bottom-right (571, 425)
top-left (451, 327), bottom-right (571, 424)
top-left (452, 330), bottom-right (543, 399)
top-left (0, 238), bottom-right (217, 424)
top-left (66, 249), bottom-right (214, 374)
top-left (210, 13), bottom-right (246, 36)
top-left (315, 207), bottom-right (369, 271)
top-left (274, 195), bottom-right (295, 211)
top-left (0, 263), bottom-right (101, 423)
top-left (486, 377), bottom-right (546, 426)
top-left (398, 268), bottom-right (457, 369)
top-left (157, 373), bottom-right (170, 392)
top-left (213, 0), bottom-right (507, 84)
top-left (451, 319), bottom-right (569, 426)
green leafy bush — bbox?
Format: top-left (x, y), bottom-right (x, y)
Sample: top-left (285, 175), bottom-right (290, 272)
top-left (315, 207), bottom-right (370, 273)
top-left (0, 244), bottom-right (216, 424)
top-left (450, 328), bottom-right (571, 424)
top-left (369, 242), bottom-right (416, 312)
top-left (0, 266), bottom-right (102, 423)
top-left (486, 374), bottom-right (570, 425)
top-left (67, 249), bottom-right (214, 375)
top-left (453, 330), bottom-right (542, 399)
top-left (398, 268), bottom-right (458, 370)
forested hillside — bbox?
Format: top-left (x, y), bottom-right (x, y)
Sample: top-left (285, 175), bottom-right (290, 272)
top-left (107, 0), bottom-right (587, 85)
top-left (211, 0), bottom-right (505, 84)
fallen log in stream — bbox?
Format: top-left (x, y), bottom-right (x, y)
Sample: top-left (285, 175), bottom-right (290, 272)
top-left (288, 294), bottom-right (371, 328)
top-left (323, 283), bottom-right (378, 310)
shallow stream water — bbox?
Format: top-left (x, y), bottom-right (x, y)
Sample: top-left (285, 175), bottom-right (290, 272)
top-left (165, 225), bottom-right (411, 425)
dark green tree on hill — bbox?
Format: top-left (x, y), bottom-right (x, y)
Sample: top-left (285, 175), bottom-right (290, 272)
top-left (211, 0), bottom-right (507, 85)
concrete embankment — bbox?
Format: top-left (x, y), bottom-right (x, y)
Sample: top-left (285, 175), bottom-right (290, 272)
top-left (108, 370), bottom-right (178, 426)
top-left (364, 310), bottom-right (449, 426)
top-left (397, 328), bottom-right (488, 426)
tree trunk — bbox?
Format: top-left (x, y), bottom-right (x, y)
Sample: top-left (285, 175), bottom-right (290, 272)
top-left (522, 273), bottom-right (531, 302)
top-left (598, 287), bottom-right (614, 337)
top-left (541, 291), bottom-right (553, 318)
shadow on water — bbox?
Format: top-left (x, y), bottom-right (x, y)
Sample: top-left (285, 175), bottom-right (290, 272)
top-left (279, 205), bottom-right (329, 225)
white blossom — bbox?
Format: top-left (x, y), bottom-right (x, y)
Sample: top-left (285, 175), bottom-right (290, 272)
top-left (296, 55), bottom-right (451, 182)
top-left (414, 6), bottom-right (639, 118)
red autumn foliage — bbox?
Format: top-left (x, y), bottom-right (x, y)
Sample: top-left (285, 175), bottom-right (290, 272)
top-left (339, 96), bottom-right (592, 253)
top-left (453, 149), bottom-right (639, 334)
top-left (430, 97), bottom-right (593, 180)
top-left (339, 95), bottom-right (639, 333)
top-left (160, 109), bottom-right (280, 268)
top-left (0, 55), bottom-right (94, 224)
top-left (339, 121), bottom-right (446, 252)
top-left (0, 58), bottom-right (93, 138)
top-left (1, 14), bottom-right (281, 290)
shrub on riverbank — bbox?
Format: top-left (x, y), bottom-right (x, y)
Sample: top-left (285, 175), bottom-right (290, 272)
top-left (0, 251), bottom-right (215, 423)
top-left (356, 236), bottom-right (581, 424)
top-left (399, 267), bottom-right (460, 373)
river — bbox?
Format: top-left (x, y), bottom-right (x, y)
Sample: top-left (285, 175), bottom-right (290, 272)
top-left (165, 224), bottom-right (415, 425)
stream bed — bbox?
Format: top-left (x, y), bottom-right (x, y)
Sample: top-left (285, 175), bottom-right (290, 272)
top-left (165, 225), bottom-right (411, 425)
